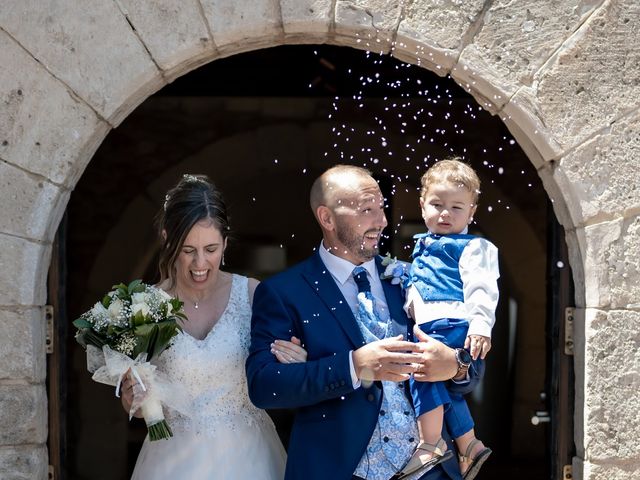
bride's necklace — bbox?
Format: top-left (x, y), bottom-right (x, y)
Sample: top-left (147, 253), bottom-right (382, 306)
top-left (175, 275), bottom-right (221, 311)
top-left (180, 292), bottom-right (208, 310)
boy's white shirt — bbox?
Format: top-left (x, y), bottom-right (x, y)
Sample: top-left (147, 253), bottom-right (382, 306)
top-left (404, 235), bottom-right (500, 339)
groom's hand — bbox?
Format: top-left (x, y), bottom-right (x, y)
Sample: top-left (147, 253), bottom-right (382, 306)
top-left (412, 326), bottom-right (458, 382)
top-left (352, 335), bottom-right (421, 383)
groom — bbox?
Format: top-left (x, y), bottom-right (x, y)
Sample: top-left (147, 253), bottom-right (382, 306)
top-left (246, 165), bottom-right (482, 480)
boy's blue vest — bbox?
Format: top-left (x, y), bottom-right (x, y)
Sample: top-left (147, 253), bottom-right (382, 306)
top-left (406, 232), bottom-right (476, 302)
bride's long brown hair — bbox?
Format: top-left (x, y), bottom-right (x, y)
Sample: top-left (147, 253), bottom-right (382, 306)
top-left (155, 174), bottom-right (231, 290)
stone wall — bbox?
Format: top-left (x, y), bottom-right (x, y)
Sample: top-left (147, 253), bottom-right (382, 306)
top-left (0, 1), bottom-right (638, 479)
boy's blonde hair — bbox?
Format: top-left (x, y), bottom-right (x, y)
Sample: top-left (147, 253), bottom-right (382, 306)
top-left (420, 158), bottom-right (481, 204)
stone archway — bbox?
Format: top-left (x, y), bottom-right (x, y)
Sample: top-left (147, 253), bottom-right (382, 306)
top-left (1, 2), bottom-right (638, 479)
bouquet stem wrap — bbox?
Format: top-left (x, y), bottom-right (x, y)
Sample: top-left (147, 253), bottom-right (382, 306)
top-left (90, 345), bottom-right (190, 441)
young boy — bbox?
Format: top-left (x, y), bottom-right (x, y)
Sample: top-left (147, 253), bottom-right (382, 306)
top-left (399, 158), bottom-right (498, 480)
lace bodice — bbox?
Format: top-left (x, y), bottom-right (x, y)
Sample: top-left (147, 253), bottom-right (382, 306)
top-left (155, 274), bottom-right (269, 437)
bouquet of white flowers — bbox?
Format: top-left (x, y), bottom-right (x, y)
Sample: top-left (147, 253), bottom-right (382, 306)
top-left (74, 280), bottom-right (188, 441)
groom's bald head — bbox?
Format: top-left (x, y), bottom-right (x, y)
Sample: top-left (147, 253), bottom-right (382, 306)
top-left (310, 165), bottom-right (376, 218)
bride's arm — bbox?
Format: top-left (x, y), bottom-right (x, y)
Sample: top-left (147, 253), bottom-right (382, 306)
top-left (246, 281), bottom-right (354, 410)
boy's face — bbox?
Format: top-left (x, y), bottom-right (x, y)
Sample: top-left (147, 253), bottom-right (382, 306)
top-left (420, 182), bottom-right (477, 235)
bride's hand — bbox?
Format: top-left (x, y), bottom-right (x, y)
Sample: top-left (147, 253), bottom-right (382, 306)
top-left (120, 369), bottom-right (144, 418)
top-left (271, 336), bottom-right (307, 363)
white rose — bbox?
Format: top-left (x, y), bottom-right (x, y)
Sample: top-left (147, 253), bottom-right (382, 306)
top-left (90, 301), bottom-right (109, 319)
top-left (131, 302), bottom-right (150, 317)
top-left (131, 292), bottom-right (150, 305)
top-left (107, 298), bottom-right (124, 320)
top-left (156, 288), bottom-right (172, 301)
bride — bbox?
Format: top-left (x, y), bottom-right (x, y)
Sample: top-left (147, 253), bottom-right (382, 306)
top-left (121, 174), bottom-right (305, 479)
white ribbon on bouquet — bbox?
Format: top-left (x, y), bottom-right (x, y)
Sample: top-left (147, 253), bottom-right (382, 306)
top-left (87, 345), bottom-right (190, 428)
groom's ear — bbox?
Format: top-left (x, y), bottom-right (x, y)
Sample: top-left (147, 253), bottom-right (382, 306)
top-left (316, 205), bottom-right (335, 231)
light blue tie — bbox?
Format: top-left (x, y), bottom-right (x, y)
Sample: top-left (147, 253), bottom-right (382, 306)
top-left (351, 266), bottom-right (418, 480)
top-left (352, 266), bottom-right (390, 341)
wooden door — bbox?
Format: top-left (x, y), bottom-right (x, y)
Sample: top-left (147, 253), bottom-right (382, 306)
top-left (546, 208), bottom-right (576, 479)
top-left (46, 214), bottom-right (68, 479)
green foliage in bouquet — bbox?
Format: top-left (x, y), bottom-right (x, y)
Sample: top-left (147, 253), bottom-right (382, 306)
top-left (73, 280), bottom-right (187, 441)
top-left (73, 279), bottom-right (186, 363)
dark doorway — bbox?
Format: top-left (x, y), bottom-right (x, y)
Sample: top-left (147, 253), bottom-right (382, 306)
top-left (48, 44), bottom-right (573, 479)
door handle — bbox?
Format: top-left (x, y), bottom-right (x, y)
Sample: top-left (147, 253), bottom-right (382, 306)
top-left (531, 410), bottom-right (550, 425)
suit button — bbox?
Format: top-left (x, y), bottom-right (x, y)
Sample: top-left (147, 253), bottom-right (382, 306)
top-left (340, 380), bottom-right (346, 386)
top-left (379, 410), bottom-right (386, 416)
top-left (324, 386), bottom-right (330, 392)
top-left (367, 394), bottom-right (374, 402)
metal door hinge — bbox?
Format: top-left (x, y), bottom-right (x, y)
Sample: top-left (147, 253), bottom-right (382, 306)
top-left (564, 307), bottom-right (575, 356)
top-left (563, 464), bottom-right (573, 480)
top-left (48, 464), bottom-right (55, 479)
top-left (45, 305), bottom-right (54, 354)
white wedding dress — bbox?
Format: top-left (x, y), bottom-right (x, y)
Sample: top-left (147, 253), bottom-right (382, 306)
top-left (131, 274), bottom-right (286, 479)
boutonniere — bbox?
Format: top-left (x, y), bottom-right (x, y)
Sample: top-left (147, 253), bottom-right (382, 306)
top-left (380, 253), bottom-right (409, 285)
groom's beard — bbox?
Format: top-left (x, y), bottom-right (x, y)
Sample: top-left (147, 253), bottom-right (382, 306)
top-left (335, 222), bottom-right (381, 261)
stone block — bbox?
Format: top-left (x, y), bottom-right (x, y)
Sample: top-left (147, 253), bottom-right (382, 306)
top-left (538, 164), bottom-right (575, 229)
top-left (453, 0), bottom-right (599, 109)
top-left (0, 31), bottom-right (110, 188)
top-left (0, 445), bottom-right (47, 480)
top-left (334, 0), bottom-right (402, 52)
top-left (0, 0), bottom-right (164, 125)
top-left (582, 461), bottom-right (640, 480)
top-left (396, 0), bottom-right (485, 74)
top-left (583, 308), bottom-right (640, 462)
top-left (534, 0), bottom-right (640, 153)
top-left (0, 234), bottom-right (50, 306)
top-left (581, 217), bottom-right (640, 310)
top-left (281, 0), bottom-right (332, 38)
top-left (0, 308), bottom-right (46, 382)
top-left (0, 162), bottom-right (69, 242)
top-left (501, 86), bottom-right (564, 163)
top-left (0, 385), bottom-right (47, 444)
top-left (564, 227), bottom-right (587, 309)
top-left (201, 0), bottom-right (282, 53)
top-left (116, 0), bottom-right (216, 78)
top-left (553, 110), bottom-right (640, 226)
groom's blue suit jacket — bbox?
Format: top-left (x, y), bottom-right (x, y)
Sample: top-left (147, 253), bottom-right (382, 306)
top-left (246, 251), bottom-right (482, 480)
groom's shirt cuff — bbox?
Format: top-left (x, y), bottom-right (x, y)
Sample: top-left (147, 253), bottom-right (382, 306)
top-left (349, 351), bottom-right (361, 389)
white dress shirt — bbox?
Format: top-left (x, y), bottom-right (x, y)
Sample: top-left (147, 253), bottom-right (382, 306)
top-left (318, 241), bottom-right (391, 388)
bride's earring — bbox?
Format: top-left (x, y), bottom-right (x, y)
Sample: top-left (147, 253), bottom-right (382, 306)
top-left (221, 254), bottom-right (225, 266)
top-left (468, 217), bottom-right (474, 224)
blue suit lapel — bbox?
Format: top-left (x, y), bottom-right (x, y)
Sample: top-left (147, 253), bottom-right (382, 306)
top-left (376, 256), bottom-right (408, 339)
top-left (301, 252), bottom-right (366, 349)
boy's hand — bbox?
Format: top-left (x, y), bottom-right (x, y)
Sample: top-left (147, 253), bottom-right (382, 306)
top-left (465, 334), bottom-right (491, 360)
